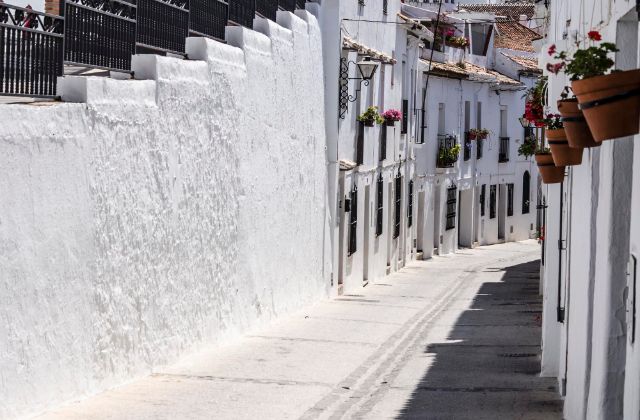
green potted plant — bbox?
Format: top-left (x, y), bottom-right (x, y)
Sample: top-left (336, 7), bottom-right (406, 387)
top-left (357, 106), bottom-right (384, 127)
top-left (547, 31), bottom-right (640, 141)
top-left (517, 135), bottom-right (537, 158)
top-left (438, 143), bottom-right (461, 166)
top-left (544, 113), bottom-right (583, 166)
top-left (555, 86), bottom-right (599, 148)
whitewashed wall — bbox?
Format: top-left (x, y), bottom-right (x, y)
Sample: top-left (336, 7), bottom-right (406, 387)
top-left (0, 12), bottom-right (329, 419)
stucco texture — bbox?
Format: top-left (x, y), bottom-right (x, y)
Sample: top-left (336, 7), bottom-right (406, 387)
top-left (0, 12), bottom-right (328, 419)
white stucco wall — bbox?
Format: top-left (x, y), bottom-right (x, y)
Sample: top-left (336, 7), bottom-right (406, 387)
top-left (0, 12), bottom-right (329, 419)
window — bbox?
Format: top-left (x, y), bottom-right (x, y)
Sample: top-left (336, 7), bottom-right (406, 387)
top-left (476, 102), bottom-right (483, 159)
top-left (380, 126), bottom-right (387, 162)
top-left (383, 0), bottom-right (388, 14)
top-left (401, 99), bottom-right (408, 134)
top-left (438, 103), bottom-right (445, 135)
top-left (348, 186), bottom-right (358, 255)
top-left (356, 122), bottom-right (364, 165)
top-left (446, 185), bottom-right (457, 230)
top-left (480, 184), bottom-right (486, 217)
top-left (464, 101), bottom-right (471, 161)
top-left (489, 185), bottom-right (496, 219)
top-left (394, 174), bottom-right (402, 239)
top-left (507, 183), bottom-right (514, 217)
top-left (522, 171), bottom-right (531, 214)
top-left (408, 180), bottom-right (414, 227)
top-left (376, 174), bottom-right (383, 236)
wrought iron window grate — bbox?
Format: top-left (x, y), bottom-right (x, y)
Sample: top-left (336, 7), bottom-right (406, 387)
top-left (256, 0), bottom-right (277, 20)
top-left (190, 0), bottom-right (228, 40)
top-left (356, 121), bottom-right (364, 165)
top-left (376, 174), bottom-right (383, 237)
top-left (228, 0), bottom-right (254, 29)
top-left (507, 183), bottom-right (514, 217)
top-left (489, 185), bottom-right (497, 219)
top-left (407, 180), bottom-right (414, 227)
top-left (394, 173), bottom-right (401, 239)
top-left (480, 184), bottom-right (486, 217)
top-left (136, 0), bottom-right (189, 55)
top-left (436, 134), bottom-right (458, 168)
top-left (348, 186), bottom-right (358, 256)
top-left (446, 185), bottom-right (456, 230)
top-left (277, 0), bottom-right (295, 12)
top-left (498, 136), bottom-right (510, 163)
top-left (476, 137), bottom-right (483, 159)
top-left (380, 125), bottom-right (387, 161)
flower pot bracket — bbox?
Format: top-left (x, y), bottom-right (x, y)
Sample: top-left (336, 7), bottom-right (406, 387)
top-left (579, 87), bottom-right (640, 110)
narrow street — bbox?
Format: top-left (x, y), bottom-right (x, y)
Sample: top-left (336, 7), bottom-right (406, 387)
top-left (37, 241), bottom-right (561, 420)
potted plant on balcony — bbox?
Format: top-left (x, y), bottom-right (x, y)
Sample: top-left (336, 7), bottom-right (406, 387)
top-left (381, 109), bottom-right (402, 127)
top-left (517, 135), bottom-right (537, 159)
top-left (468, 128), bottom-right (489, 140)
top-left (547, 31), bottom-right (640, 141)
top-left (439, 143), bottom-right (461, 166)
top-left (357, 106), bottom-right (384, 127)
top-left (535, 146), bottom-right (565, 184)
top-left (545, 113), bottom-right (583, 166)
top-left (555, 87), bottom-right (600, 148)
top-left (443, 28), bottom-right (468, 49)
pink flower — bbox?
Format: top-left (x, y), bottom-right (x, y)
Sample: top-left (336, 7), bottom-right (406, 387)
top-left (547, 44), bottom-right (556, 56)
top-left (546, 62), bottom-right (565, 74)
top-left (587, 30), bottom-right (602, 41)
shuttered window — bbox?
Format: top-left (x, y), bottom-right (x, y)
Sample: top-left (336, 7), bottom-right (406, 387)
top-left (522, 171), bottom-right (530, 214)
top-left (376, 175), bottom-right (384, 237)
top-left (480, 184), bottom-right (486, 217)
top-left (394, 174), bottom-right (402, 239)
top-left (348, 186), bottom-right (358, 255)
top-left (446, 185), bottom-right (457, 230)
top-left (401, 99), bottom-right (408, 134)
top-left (507, 183), bottom-right (514, 217)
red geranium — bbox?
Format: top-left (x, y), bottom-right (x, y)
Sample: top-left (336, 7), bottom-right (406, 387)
top-left (547, 44), bottom-right (556, 56)
top-left (587, 30), bottom-right (602, 41)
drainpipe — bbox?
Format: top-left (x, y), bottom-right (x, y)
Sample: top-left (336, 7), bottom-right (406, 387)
top-left (557, 178), bottom-right (565, 323)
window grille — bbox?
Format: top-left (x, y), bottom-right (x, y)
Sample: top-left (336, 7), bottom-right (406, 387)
top-left (190, 0), bottom-right (229, 41)
top-left (394, 174), bottom-right (402, 239)
top-left (436, 134), bottom-right (458, 168)
top-left (356, 122), bottom-right (364, 165)
top-left (408, 180), bottom-right (414, 227)
top-left (507, 183), bottom-right (514, 217)
top-left (522, 171), bottom-right (531, 214)
top-left (228, 0), bottom-right (255, 29)
top-left (498, 137), bottom-right (510, 162)
top-left (476, 138), bottom-right (483, 159)
top-left (295, 0), bottom-right (306, 9)
top-left (489, 185), bottom-right (497, 219)
top-left (278, 0), bottom-right (295, 11)
top-left (136, 0), bottom-right (190, 55)
top-left (480, 184), bottom-right (486, 217)
top-left (256, 0), bottom-right (278, 20)
top-left (348, 186), bottom-right (358, 255)
top-left (446, 185), bottom-right (457, 230)
top-left (376, 174), bottom-right (384, 236)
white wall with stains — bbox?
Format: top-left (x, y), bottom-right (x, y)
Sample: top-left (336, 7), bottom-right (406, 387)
top-left (0, 11), bottom-right (329, 419)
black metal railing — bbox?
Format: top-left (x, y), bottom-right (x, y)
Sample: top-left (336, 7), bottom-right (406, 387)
top-left (296, 0), bottom-right (306, 9)
top-left (256, 0), bottom-right (277, 20)
top-left (189, 0), bottom-right (227, 40)
top-left (0, 4), bottom-right (64, 97)
top-left (446, 184), bottom-right (457, 230)
top-left (498, 136), bottom-right (510, 162)
top-left (436, 134), bottom-right (459, 168)
top-left (278, 0), bottom-right (295, 11)
top-left (228, 0), bottom-right (254, 28)
top-left (64, 0), bottom-right (136, 71)
top-left (463, 131), bottom-right (471, 161)
top-left (136, 0), bottom-right (189, 54)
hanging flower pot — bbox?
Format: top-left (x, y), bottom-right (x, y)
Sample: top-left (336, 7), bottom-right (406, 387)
top-left (381, 109), bottom-right (402, 127)
top-left (547, 128), bottom-right (583, 166)
top-left (572, 69), bottom-right (640, 141)
top-left (557, 98), bottom-right (600, 148)
top-left (357, 106), bottom-right (384, 128)
top-left (535, 152), bottom-right (565, 184)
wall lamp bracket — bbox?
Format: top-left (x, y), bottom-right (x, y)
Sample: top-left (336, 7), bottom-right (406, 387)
top-left (339, 57), bottom-right (379, 119)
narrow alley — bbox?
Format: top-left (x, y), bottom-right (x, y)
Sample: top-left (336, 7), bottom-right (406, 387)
top-left (36, 241), bottom-right (561, 420)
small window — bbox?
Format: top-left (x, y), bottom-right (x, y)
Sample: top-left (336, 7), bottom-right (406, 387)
top-left (446, 185), bottom-right (457, 230)
top-left (401, 99), bottom-right (409, 134)
top-left (348, 186), bottom-right (358, 255)
top-left (507, 183), bottom-right (514, 217)
top-left (376, 175), bottom-right (384, 236)
top-left (489, 185), bottom-right (496, 219)
top-left (480, 184), bottom-right (486, 217)
top-left (356, 122), bottom-right (364, 165)
top-left (380, 126), bottom-right (387, 162)
top-left (522, 171), bottom-right (531, 214)
top-left (383, 0), bottom-right (388, 14)
top-left (394, 174), bottom-right (402, 239)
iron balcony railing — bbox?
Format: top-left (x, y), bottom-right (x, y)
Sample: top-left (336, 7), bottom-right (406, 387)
top-left (436, 134), bottom-right (459, 168)
top-left (1, 0), bottom-right (307, 97)
top-left (0, 4), bottom-right (64, 97)
top-left (499, 136), bottom-right (510, 163)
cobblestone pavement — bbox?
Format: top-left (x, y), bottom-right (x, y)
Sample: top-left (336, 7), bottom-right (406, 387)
top-left (37, 241), bottom-right (562, 420)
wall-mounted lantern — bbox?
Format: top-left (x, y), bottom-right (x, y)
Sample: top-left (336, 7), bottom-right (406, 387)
top-left (339, 56), bottom-right (379, 119)
top-left (518, 117), bottom-right (531, 128)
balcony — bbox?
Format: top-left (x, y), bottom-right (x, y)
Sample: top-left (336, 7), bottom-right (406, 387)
top-left (498, 137), bottom-right (510, 163)
top-left (436, 134), bottom-right (459, 168)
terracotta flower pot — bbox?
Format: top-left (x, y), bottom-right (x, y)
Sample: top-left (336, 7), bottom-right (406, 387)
top-left (547, 128), bottom-right (583, 166)
top-left (557, 99), bottom-right (600, 148)
top-left (535, 153), bottom-right (565, 184)
top-left (572, 69), bottom-right (640, 142)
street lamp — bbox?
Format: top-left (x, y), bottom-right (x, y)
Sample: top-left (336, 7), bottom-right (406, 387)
top-left (519, 116), bottom-right (531, 128)
top-left (339, 56), bottom-right (380, 119)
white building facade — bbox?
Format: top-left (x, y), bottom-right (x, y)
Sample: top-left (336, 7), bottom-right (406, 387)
top-left (536, 0), bottom-right (640, 418)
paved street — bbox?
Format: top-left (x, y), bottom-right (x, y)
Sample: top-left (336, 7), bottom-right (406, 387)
top-left (37, 241), bottom-right (561, 420)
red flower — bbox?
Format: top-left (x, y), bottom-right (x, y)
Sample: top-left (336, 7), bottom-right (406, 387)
top-left (588, 30), bottom-right (602, 41)
top-left (547, 44), bottom-right (556, 56)
top-left (546, 62), bottom-right (565, 74)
